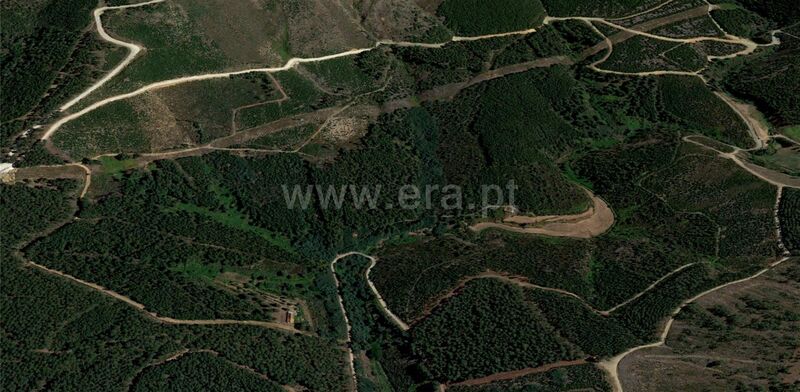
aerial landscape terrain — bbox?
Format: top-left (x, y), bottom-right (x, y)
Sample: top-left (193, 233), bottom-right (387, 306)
top-left (1, 0), bottom-right (798, 390)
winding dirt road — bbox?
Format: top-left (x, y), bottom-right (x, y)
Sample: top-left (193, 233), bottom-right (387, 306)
top-left (59, 0), bottom-right (166, 111)
top-left (17, 1), bottom-right (798, 390)
top-left (26, 261), bottom-right (307, 335)
top-left (41, 1), bottom-right (542, 141)
top-left (11, 163), bottom-right (92, 198)
top-left (469, 190), bottom-right (614, 239)
top-left (684, 136), bottom-right (800, 188)
top-left (599, 256), bottom-right (792, 392)
top-left (329, 253), bottom-right (359, 392)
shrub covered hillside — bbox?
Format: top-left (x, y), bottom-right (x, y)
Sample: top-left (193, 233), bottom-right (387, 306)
top-left (437, 0), bottom-right (546, 35)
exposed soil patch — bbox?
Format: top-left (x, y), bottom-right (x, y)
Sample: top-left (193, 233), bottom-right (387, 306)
top-left (470, 190), bottom-right (614, 239)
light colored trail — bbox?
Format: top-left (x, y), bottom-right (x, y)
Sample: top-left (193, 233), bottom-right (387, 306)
top-left (415, 262), bottom-right (697, 324)
top-left (598, 256), bottom-right (792, 392)
top-left (10, 163), bottom-right (92, 198)
top-left (58, 0), bottom-right (166, 111)
top-left (41, 46), bottom-right (374, 140)
top-left (469, 190), bottom-right (614, 239)
top-left (544, 5), bottom-right (781, 78)
top-left (714, 91), bottom-right (770, 149)
top-left (42, 18), bottom-right (540, 141)
top-left (26, 261), bottom-right (308, 335)
top-left (332, 252), bottom-right (410, 331)
top-left (362, 253), bottom-right (411, 331)
top-left (601, 262), bottom-right (698, 314)
top-left (684, 136), bottom-right (800, 188)
top-left (329, 254), bottom-right (358, 392)
top-left (775, 186), bottom-right (791, 256)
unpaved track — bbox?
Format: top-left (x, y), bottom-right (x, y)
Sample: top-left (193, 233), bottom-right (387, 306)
top-left (12, 163), bottom-right (92, 198)
top-left (58, 0), bottom-right (166, 111)
top-left (27, 261), bottom-right (308, 335)
top-left (599, 256), bottom-right (792, 392)
top-left (42, 17), bottom-right (542, 141)
top-left (332, 252), bottom-right (410, 331)
top-left (714, 92), bottom-right (770, 148)
top-left (469, 190), bottom-right (614, 239)
top-left (449, 359), bottom-right (588, 387)
top-left (413, 262), bottom-right (697, 325)
top-left (549, 4), bottom-right (780, 78)
top-left (329, 253), bottom-right (359, 392)
top-left (684, 136), bottom-right (800, 188)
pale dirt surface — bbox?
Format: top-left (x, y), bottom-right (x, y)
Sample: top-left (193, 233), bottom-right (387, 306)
top-left (470, 191), bottom-right (614, 239)
top-left (618, 258), bottom-right (799, 392)
top-left (599, 256), bottom-right (791, 392)
top-left (58, 0), bottom-right (166, 111)
top-left (714, 92), bottom-right (770, 148)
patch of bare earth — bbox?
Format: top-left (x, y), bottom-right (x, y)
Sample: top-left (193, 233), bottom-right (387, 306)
top-left (285, 0), bottom-right (371, 57)
top-left (470, 191), bottom-right (614, 239)
top-left (619, 260), bottom-right (800, 391)
top-left (356, 0), bottom-right (444, 41)
top-left (131, 92), bottom-right (193, 152)
top-left (172, 0), bottom-right (284, 66)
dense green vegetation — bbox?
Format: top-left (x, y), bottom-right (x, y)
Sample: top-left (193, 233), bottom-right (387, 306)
top-left (722, 36), bottom-right (800, 127)
top-left (375, 130), bottom-right (780, 357)
top-left (727, 0), bottom-right (800, 26)
top-left (448, 364), bottom-right (612, 391)
top-left (393, 36), bottom-right (515, 92)
top-left (131, 352), bottom-right (286, 392)
top-left (0, 0), bottom-right (130, 158)
top-left (0, 0), bottom-right (94, 125)
top-left (1, 181), bottom-right (348, 391)
top-left (372, 233), bottom-right (594, 322)
top-left (526, 290), bottom-right (639, 356)
top-left (4, 1), bottom-right (793, 387)
top-left (425, 67), bottom-right (589, 215)
top-left (659, 76), bottom-right (754, 148)
top-left (437, 0), bottom-right (546, 35)
top-left (541, 0), bottom-right (664, 18)
top-left (710, 7), bottom-right (774, 38)
top-left (600, 35), bottom-right (682, 73)
top-left (334, 255), bottom-right (420, 391)
top-left (412, 279), bottom-right (578, 382)
top-left (779, 187), bottom-right (800, 255)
